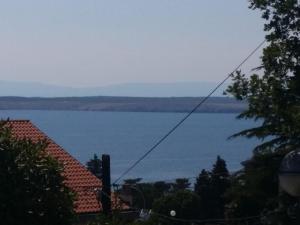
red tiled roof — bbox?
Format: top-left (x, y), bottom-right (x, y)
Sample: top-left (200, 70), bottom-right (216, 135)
top-left (5, 120), bottom-right (124, 214)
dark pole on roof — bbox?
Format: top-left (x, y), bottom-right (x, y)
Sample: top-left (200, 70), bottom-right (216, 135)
top-left (101, 154), bottom-right (112, 216)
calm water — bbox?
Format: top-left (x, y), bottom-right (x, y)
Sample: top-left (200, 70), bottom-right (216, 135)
top-left (0, 110), bottom-right (260, 183)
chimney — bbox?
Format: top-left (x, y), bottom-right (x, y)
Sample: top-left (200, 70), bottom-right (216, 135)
top-left (101, 154), bottom-right (111, 215)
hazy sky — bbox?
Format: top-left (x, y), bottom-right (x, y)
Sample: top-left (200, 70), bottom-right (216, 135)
top-left (0, 0), bottom-right (265, 87)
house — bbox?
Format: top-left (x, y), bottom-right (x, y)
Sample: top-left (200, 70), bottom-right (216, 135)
top-left (7, 120), bottom-right (127, 223)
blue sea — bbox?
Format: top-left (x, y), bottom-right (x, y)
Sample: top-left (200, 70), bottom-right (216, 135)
top-left (0, 110), bottom-right (260, 183)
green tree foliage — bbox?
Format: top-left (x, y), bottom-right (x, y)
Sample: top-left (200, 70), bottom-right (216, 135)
top-left (0, 122), bottom-right (75, 225)
top-left (194, 156), bottom-right (230, 219)
top-left (153, 181), bottom-right (172, 194)
top-left (225, 1), bottom-right (300, 224)
top-left (152, 190), bottom-right (201, 225)
top-left (120, 179), bottom-right (172, 209)
top-left (226, 0), bottom-right (300, 152)
top-left (86, 154), bottom-right (102, 179)
top-left (225, 151), bottom-right (300, 225)
top-left (123, 178), bottom-right (143, 185)
top-left (194, 169), bottom-right (215, 219)
top-left (211, 156), bottom-right (230, 218)
top-left (194, 169), bottom-right (211, 198)
top-left (225, 151), bottom-right (281, 224)
top-left (172, 178), bottom-right (191, 191)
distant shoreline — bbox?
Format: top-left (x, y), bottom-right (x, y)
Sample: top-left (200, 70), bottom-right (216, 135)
top-left (0, 109), bottom-right (242, 114)
top-left (0, 96), bottom-right (246, 113)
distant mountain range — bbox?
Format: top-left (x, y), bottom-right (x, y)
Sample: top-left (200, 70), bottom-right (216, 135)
top-left (0, 96), bottom-right (246, 113)
top-left (0, 80), bottom-right (227, 97)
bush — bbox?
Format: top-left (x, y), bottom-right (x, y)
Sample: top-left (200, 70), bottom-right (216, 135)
top-left (0, 122), bottom-right (76, 225)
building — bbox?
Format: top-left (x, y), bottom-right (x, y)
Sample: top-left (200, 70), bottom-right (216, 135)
top-left (7, 120), bottom-right (127, 223)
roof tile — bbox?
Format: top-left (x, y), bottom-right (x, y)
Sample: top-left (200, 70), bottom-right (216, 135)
top-left (6, 120), bottom-right (127, 214)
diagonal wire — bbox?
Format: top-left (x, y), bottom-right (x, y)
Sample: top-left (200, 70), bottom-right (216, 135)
top-left (152, 211), bottom-right (262, 224)
top-left (113, 39), bottom-right (266, 185)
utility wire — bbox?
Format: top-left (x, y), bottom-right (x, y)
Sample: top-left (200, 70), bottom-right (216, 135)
top-left (96, 188), bottom-right (266, 224)
top-left (113, 40), bottom-right (266, 185)
top-left (152, 211), bottom-right (263, 224)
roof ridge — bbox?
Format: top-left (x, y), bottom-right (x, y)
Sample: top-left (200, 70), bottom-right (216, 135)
top-left (19, 121), bottom-right (102, 183)
top-left (6, 119), bottom-right (102, 183)
top-left (4, 119), bottom-right (30, 122)
top-left (6, 119), bottom-right (108, 213)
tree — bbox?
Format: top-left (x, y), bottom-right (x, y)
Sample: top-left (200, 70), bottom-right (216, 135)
top-left (194, 156), bottom-right (230, 219)
top-left (226, 0), bottom-right (300, 153)
top-left (212, 155), bottom-right (229, 177)
top-left (86, 154), bottom-right (102, 179)
top-left (153, 181), bottom-right (172, 194)
top-left (152, 190), bottom-right (201, 225)
top-left (119, 179), bottom-right (172, 210)
top-left (211, 156), bottom-right (230, 218)
top-left (194, 169), bottom-right (215, 219)
top-left (225, 1), bottom-right (300, 223)
top-left (172, 178), bottom-right (190, 191)
top-left (0, 122), bottom-right (75, 225)
top-left (123, 178), bottom-right (143, 185)
top-left (194, 169), bottom-right (211, 196)
top-left (224, 152), bottom-right (282, 224)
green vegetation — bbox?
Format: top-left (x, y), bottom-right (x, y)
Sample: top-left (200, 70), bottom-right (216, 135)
top-left (104, 156), bottom-right (231, 225)
top-left (0, 121), bottom-right (75, 225)
top-left (89, 1), bottom-right (300, 225)
top-left (224, 0), bottom-right (300, 224)
top-left (195, 156), bottom-right (230, 219)
top-left (226, 0), bottom-right (300, 153)
top-left (3, 0), bottom-right (299, 224)
top-left (152, 190), bottom-right (201, 225)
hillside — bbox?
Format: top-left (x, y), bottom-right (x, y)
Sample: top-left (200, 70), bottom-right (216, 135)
top-left (0, 96), bottom-right (246, 113)
top-left (0, 80), bottom-right (225, 97)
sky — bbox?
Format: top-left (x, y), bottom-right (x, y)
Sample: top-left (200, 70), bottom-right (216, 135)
top-left (0, 0), bottom-right (265, 88)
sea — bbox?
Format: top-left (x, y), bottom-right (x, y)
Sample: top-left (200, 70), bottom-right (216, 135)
top-left (0, 110), bottom-right (261, 184)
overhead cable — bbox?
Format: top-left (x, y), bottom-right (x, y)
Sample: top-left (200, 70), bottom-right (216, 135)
top-left (113, 39), bottom-right (266, 185)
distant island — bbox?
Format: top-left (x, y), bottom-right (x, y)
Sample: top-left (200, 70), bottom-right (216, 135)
top-left (0, 80), bottom-right (227, 97)
top-left (0, 96), bottom-right (246, 113)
